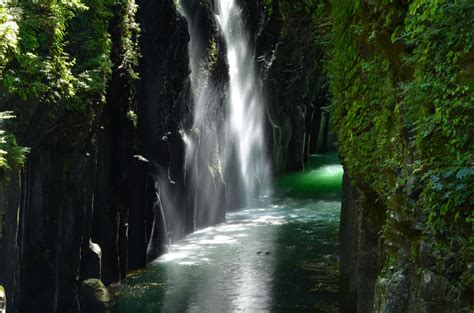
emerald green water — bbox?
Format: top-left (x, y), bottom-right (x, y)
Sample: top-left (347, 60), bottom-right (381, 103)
top-left (113, 153), bottom-right (343, 312)
top-left (274, 153), bottom-right (342, 199)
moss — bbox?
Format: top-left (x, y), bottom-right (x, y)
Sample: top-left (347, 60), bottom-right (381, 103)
top-left (207, 39), bottom-right (218, 71)
top-left (327, 0), bottom-right (474, 307)
top-left (80, 279), bottom-right (111, 311)
top-left (0, 0), bottom-right (139, 168)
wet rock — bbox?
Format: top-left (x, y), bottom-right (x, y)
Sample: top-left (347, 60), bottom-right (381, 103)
top-left (258, 4), bottom-right (333, 173)
top-left (146, 185), bottom-right (168, 262)
top-left (418, 241), bottom-right (436, 267)
top-left (339, 172), bottom-right (359, 312)
top-left (375, 270), bottom-right (410, 313)
top-left (340, 171), bottom-right (387, 312)
top-left (0, 168), bottom-right (21, 312)
top-left (285, 104), bottom-right (307, 171)
top-left (20, 148), bottom-right (96, 312)
top-left (178, 0), bottom-right (232, 227)
top-left (420, 270), bottom-right (448, 302)
top-left (468, 262), bottom-right (474, 275)
top-left (127, 156), bottom-right (150, 271)
top-left (79, 279), bottom-right (111, 313)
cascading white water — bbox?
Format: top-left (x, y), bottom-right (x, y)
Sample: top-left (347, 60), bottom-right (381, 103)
top-left (179, 0), bottom-right (270, 224)
top-left (216, 0), bottom-right (270, 202)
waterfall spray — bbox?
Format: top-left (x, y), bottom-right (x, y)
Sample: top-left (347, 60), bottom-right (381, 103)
top-left (216, 0), bottom-right (270, 203)
top-left (179, 0), bottom-right (270, 227)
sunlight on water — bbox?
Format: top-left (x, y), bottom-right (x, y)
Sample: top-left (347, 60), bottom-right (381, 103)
top-left (317, 164), bottom-right (344, 177)
top-left (113, 198), bottom-right (341, 312)
top-left (275, 153), bottom-right (343, 199)
top-left (113, 153), bottom-right (342, 312)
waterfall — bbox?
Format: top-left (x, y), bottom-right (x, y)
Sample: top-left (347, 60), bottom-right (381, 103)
top-left (216, 0), bottom-right (270, 202)
top-left (179, 0), bottom-right (270, 228)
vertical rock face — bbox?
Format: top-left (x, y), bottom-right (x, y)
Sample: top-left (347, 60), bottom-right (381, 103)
top-left (340, 172), bottom-right (387, 312)
top-left (136, 0), bottom-right (192, 141)
top-left (20, 145), bottom-right (96, 312)
top-left (332, 1), bottom-right (474, 312)
top-left (0, 1), bottom-right (143, 312)
top-left (135, 0), bottom-right (219, 242)
top-left (0, 169), bottom-right (21, 312)
top-left (339, 172), bottom-right (359, 313)
top-left (0, 105), bottom-right (102, 313)
top-left (135, 0), bottom-right (192, 243)
top-left (179, 0), bottom-right (231, 226)
top-left (237, 0), bottom-right (335, 175)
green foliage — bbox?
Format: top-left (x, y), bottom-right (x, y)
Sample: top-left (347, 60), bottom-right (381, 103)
top-left (0, 1), bottom-right (19, 79)
top-left (399, 2), bottom-right (474, 283)
top-left (0, 111), bottom-right (29, 169)
top-left (126, 110), bottom-right (137, 128)
top-left (118, 0), bottom-right (140, 81)
top-left (260, 0), bottom-right (319, 18)
top-left (0, 0), bottom-right (139, 169)
top-left (2, 0), bottom-right (88, 102)
top-left (328, 0), bottom-right (474, 301)
top-left (0, 1), bottom-right (28, 169)
top-left (1, 0), bottom-right (139, 106)
top-left (282, 0), bottom-right (319, 14)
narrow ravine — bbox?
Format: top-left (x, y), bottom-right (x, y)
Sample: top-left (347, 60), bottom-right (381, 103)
top-left (1, 1), bottom-right (472, 312)
top-left (112, 153), bottom-right (342, 312)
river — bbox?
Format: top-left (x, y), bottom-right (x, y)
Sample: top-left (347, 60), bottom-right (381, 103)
top-left (113, 153), bottom-right (342, 313)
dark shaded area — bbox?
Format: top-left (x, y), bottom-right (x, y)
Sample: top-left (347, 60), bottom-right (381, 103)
top-left (270, 215), bottom-right (339, 313)
top-left (339, 172), bottom-right (386, 312)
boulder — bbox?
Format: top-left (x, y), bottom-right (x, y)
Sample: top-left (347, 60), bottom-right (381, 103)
top-left (79, 279), bottom-right (111, 313)
top-left (0, 285), bottom-right (5, 313)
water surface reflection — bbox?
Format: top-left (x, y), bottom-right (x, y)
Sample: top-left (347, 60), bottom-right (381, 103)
top-left (113, 154), bottom-right (342, 312)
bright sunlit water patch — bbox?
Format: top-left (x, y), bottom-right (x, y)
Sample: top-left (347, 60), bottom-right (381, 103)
top-left (112, 198), bottom-right (340, 313)
top-left (317, 164), bottom-right (344, 177)
top-left (112, 153), bottom-right (342, 313)
top-left (275, 152), bottom-right (343, 199)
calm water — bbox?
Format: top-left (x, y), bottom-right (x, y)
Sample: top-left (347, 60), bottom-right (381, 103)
top-left (113, 153), bottom-right (342, 313)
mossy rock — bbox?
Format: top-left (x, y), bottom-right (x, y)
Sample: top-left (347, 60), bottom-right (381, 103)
top-left (0, 285), bottom-right (5, 313)
top-left (80, 279), bottom-right (111, 313)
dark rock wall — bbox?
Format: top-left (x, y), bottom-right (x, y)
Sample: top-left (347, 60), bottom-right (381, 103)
top-left (135, 0), bottom-right (231, 244)
top-left (0, 168), bottom-right (21, 312)
top-left (11, 7), bottom-right (146, 310)
top-left (339, 172), bottom-right (359, 313)
top-left (340, 171), bottom-right (387, 312)
top-left (0, 1), bottom-right (148, 312)
top-left (87, 0), bottom-right (146, 287)
top-left (0, 85), bottom-right (105, 313)
top-left (333, 1), bottom-right (473, 312)
top-left (19, 145), bottom-right (96, 312)
top-left (239, 0), bottom-right (335, 174)
top-left (179, 0), bottom-right (233, 223)
top-left (340, 161), bottom-right (470, 313)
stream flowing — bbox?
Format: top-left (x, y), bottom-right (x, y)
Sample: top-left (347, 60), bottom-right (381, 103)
top-left (113, 153), bottom-right (343, 312)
